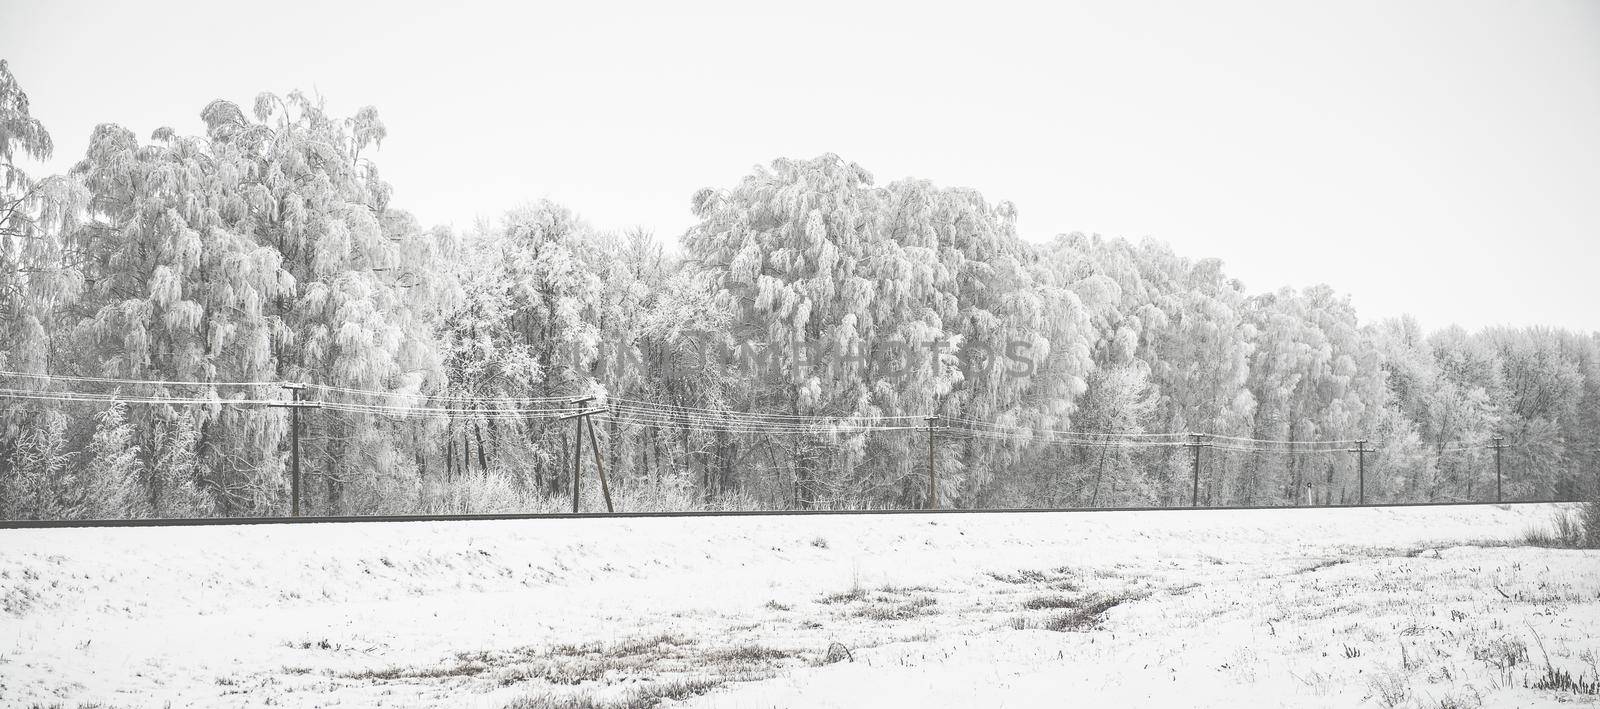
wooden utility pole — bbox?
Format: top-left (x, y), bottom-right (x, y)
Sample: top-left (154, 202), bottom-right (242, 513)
top-left (1187, 434), bottom-right (1209, 507)
top-left (268, 383), bottom-right (318, 517)
top-left (1347, 439), bottom-right (1375, 505)
top-left (1493, 436), bottom-right (1505, 502)
top-left (585, 408), bottom-right (614, 513)
top-left (562, 397), bottom-right (611, 514)
top-left (926, 415), bottom-right (938, 510)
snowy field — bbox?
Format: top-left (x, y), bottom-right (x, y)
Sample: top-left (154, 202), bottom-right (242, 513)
top-left (2, 504), bottom-right (1597, 708)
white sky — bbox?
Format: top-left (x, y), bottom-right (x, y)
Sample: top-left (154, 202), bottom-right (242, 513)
top-left (4, 0), bottom-right (1598, 332)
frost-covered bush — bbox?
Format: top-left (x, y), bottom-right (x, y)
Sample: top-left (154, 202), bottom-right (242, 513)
top-left (2, 409), bottom-right (74, 519)
top-left (1582, 499), bottom-right (1600, 549)
top-left (1, 405), bottom-right (204, 520)
top-left (1525, 505), bottom-right (1598, 549)
top-left (146, 411), bottom-right (214, 518)
top-left (70, 403), bottom-right (144, 519)
top-left (1, 404), bottom-right (146, 519)
top-left (409, 470), bottom-right (767, 516)
top-left (612, 483), bottom-right (761, 513)
top-left (419, 471), bottom-right (557, 515)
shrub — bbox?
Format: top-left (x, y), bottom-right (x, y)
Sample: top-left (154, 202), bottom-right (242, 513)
top-left (2, 409), bottom-right (73, 519)
top-left (148, 411), bottom-right (213, 517)
top-left (1367, 668), bottom-right (1410, 708)
top-left (1524, 507), bottom-right (1591, 548)
top-left (419, 470), bottom-right (554, 515)
top-left (1582, 499), bottom-right (1600, 549)
top-left (70, 403), bottom-right (142, 519)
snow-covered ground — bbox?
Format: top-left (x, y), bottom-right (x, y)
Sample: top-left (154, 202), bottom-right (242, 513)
top-left (1, 504), bottom-right (1596, 708)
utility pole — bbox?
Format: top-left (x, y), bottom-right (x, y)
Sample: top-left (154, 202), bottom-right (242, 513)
top-left (1346, 439), bottom-right (1375, 505)
top-left (1187, 434), bottom-right (1209, 507)
top-left (926, 415), bottom-right (938, 510)
top-left (585, 407), bottom-right (614, 513)
top-left (561, 396), bottom-right (598, 514)
top-left (268, 383), bottom-right (318, 517)
top-left (1493, 436), bottom-right (1505, 502)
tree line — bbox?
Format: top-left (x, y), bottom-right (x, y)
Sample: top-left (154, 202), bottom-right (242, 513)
top-left (2, 62), bottom-right (1596, 519)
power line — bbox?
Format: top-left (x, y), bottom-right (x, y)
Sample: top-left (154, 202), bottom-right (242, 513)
top-left (0, 370), bottom-right (277, 389)
top-left (0, 388), bottom-right (283, 406)
top-left (0, 381), bottom-right (1535, 453)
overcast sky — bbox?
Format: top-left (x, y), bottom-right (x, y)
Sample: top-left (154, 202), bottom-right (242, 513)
top-left (4, 0), bottom-right (1598, 332)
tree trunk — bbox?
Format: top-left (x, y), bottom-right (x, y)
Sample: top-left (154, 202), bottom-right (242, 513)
top-left (1091, 437), bottom-right (1110, 507)
top-left (1324, 460), bottom-right (1335, 506)
top-left (474, 422), bottom-right (489, 472)
top-left (446, 436), bottom-right (455, 481)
